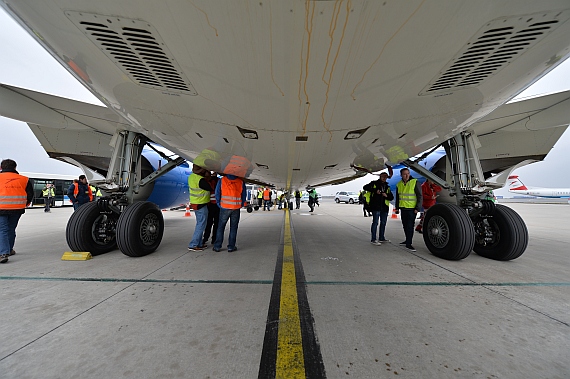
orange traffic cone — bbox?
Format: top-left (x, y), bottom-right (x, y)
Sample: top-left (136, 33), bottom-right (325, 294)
top-left (184, 206), bottom-right (191, 217)
top-left (391, 208), bottom-right (398, 219)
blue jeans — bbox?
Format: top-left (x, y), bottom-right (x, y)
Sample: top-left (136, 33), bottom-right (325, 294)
top-left (214, 208), bottom-right (240, 250)
top-left (0, 213), bottom-right (22, 255)
top-left (371, 210), bottom-right (388, 241)
top-left (263, 200), bottom-right (271, 211)
top-left (188, 205), bottom-right (208, 248)
top-left (400, 209), bottom-right (416, 246)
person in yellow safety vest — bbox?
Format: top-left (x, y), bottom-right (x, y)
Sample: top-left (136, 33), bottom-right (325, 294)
top-left (395, 168), bottom-right (423, 252)
top-left (308, 188), bottom-right (318, 212)
top-left (363, 172), bottom-right (394, 245)
top-left (360, 190), bottom-right (372, 217)
top-left (0, 159), bottom-right (34, 263)
top-left (212, 174), bottom-right (247, 252)
top-left (89, 185), bottom-right (97, 200)
top-left (187, 165), bottom-right (214, 252)
top-left (257, 188), bottom-right (263, 208)
top-left (42, 183), bottom-right (55, 213)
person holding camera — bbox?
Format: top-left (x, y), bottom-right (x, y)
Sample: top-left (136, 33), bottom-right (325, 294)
top-left (363, 171), bottom-right (394, 245)
top-left (42, 183), bottom-right (55, 213)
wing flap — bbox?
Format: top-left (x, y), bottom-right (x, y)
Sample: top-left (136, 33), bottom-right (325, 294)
top-left (472, 90), bottom-right (570, 174)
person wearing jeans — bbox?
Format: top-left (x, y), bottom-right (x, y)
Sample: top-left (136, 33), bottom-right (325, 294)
top-left (363, 172), bottom-right (394, 245)
top-left (395, 168), bottom-right (423, 252)
top-left (213, 174), bottom-right (246, 252)
top-left (0, 159), bottom-right (34, 263)
top-left (187, 165), bottom-right (213, 252)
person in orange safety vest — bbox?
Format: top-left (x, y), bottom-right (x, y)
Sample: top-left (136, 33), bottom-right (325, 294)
top-left (0, 159), bottom-right (34, 263)
top-left (212, 174), bottom-right (246, 253)
top-left (67, 174), bottom-right (93, 211)
top-left (262, 187), bottom-right (272, 211)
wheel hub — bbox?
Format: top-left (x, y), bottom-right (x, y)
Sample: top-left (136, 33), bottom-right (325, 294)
top-left (426, 215), bottom-right (450, 248)
top-left (140, 214), bottom-right (159, 245)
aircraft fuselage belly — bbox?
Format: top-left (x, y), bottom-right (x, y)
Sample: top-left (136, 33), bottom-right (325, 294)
top-left (3, 1), bottom-right (570, 189)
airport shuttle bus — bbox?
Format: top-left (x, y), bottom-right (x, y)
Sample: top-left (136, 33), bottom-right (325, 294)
top-left (21, 172), bottom-right (78, 208)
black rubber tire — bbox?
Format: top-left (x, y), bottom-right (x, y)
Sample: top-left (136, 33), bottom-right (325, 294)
top-left (247, 206), bottom-right (253, 213)
top-left (116, 202), bottom-right (164, 257)
top-left (474, 204), bottom-right (528, 261)
top-left (66, 202), bottom-right (118, 255)
top-left (335, 198), bottom-right (340, 203)
top-left (254, 206), bottom-right (259, 211)
top-left (349, 199), bottom-right (354, 204)
top-left (422, 204), bottom-right (475, 260)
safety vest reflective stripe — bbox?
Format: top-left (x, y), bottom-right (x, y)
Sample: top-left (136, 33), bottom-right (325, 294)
top-left (0, 196), bottom-right (27, 203)
top-left (219, 177), bottom-right (243, 209)
top-left (0, 173), bottom-right (28, 210)
top-left (188, 174), bottom-right (210, 204)
top-left (221, 195), bottom-right (241, 205)
top-left (397, 179), bottom-right (418, 208)
top-left (42, 188), bottom-right (54, 196)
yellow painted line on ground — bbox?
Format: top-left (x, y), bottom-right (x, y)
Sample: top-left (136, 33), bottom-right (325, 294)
top-left (275, 210), bottom-right (306, 378)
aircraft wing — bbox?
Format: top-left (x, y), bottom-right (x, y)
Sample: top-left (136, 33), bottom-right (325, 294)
top-left (0, 83), bottom-right (129, 173)
top-left (2, 1), bottom-right (570, 190)
top-left (471, 90), bottom-right (570, 175)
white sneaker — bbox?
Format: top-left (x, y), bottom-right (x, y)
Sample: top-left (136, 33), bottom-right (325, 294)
top-left (370, 240), bottom-right (382, 246)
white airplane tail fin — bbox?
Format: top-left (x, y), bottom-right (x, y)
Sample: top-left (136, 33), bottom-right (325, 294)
top-left (508, 175), bottom-right (528, 191)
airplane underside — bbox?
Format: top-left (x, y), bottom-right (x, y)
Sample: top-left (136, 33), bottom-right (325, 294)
top-left (2, 1), bottom-right (570, 260)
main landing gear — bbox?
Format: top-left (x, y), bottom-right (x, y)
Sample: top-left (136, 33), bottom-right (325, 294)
top-left (405, 132), bottom-right (528, 261)
top-left (65, 131), bottom-right (184, 257)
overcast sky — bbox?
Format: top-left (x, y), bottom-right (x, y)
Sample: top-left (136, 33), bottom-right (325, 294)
top-left (1, 8), bottom-right (569, 196)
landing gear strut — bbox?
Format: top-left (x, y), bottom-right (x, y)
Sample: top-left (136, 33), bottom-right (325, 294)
top-left (65, 131), bottom-right (184, 257)
top-left (405, 131), bottom-right (529, 261)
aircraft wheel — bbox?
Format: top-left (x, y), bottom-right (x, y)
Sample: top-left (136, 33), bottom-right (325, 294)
top-left (66, 202), bottom-right (118, 255)
top-left (473, 204), bottom-right (528, 261)
top-left (423, 204), bottom-right (474, 260)
top-left (116, 202), bottom-right (164, 257)
top-left (247, 206), bottom-right (253, 213)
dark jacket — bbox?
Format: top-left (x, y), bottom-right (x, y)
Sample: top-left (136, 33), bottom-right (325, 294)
top-left (67, 182), bottom-right (91, 205)
top-left (363, 180), bottom-right (394, 212)
top-left (0, 170), bottom-right (34, 215)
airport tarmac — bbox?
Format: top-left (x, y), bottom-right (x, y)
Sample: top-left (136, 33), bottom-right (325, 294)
top-left (0, 200), bottom-right (568, 379)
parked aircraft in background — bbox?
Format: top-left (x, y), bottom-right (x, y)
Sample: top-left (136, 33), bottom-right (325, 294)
top-left (2, 2), bottom-right (570, 261)
top-left (508, 175), bottom-right (570, 198)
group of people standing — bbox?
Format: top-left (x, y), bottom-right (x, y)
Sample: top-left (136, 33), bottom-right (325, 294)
top-left (363, 167), bottom-right (441, 252)
top-left (188, 165), bottom-right (247, 253)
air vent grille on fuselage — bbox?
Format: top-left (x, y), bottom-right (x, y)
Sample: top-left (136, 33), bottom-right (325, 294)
top-left (421, 11), bottom-right (564, 95)
top-left (66, 12), bottom-right (196, 95)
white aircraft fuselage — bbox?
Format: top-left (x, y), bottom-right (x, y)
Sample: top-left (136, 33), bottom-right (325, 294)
top-left (2, 1), bottom-right (570, 190)
top-left (510, 188), bottom-right (570, 198)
